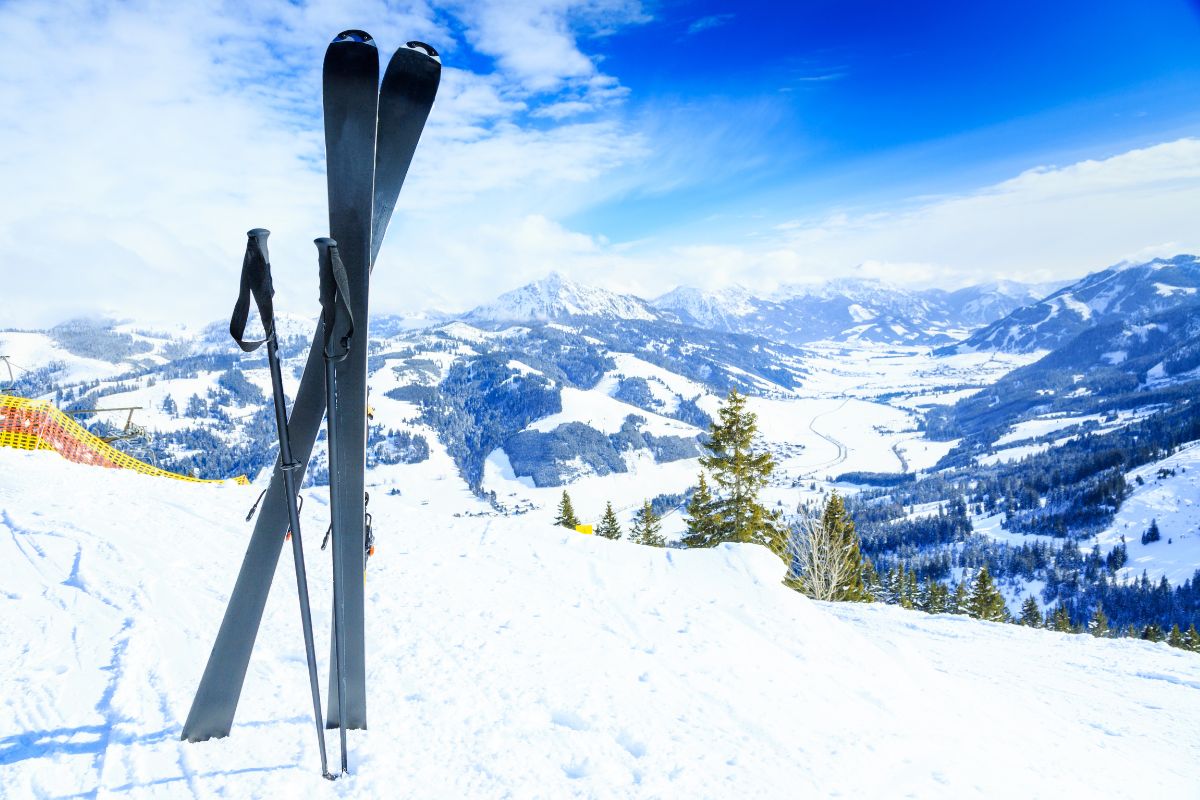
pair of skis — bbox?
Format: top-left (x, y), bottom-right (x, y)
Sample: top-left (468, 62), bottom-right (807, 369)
top-left (180, 31), bottom-right (440, 780)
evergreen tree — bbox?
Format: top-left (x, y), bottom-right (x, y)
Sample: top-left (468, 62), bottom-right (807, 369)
top-left (965, 566), bottom-right (1007, 622)
top-left (1141, 518), bottom-right (1161, 545)
top-left (786, 493), bottom-right (871, 602)
top-left (1183, 624), bottom-right (1200, 652)
top-left (1141, 623), bottom-right (1164, 642)
top-left (862, 560), bottom-right (882, 599)
top-left (185, 393), bottom-right (206, 418)
top-left (554, 490), bottom-right (580, 529)
top-left (596, 501), bottom-right (622, 540)
top-left (696, 389), bottom-right (785, 557)
top-left (950, 582), bottom-right (968, 615)
top-left (1019, 595), bottom-right (1042, 627)
top-left (1088, 604), bottom-right (1110, 638)
top-left (630, 500), bottom-right (665, 547)
top-left (161, 394), bottom-right (177, 416)
top-left (1050, 606), bottom-right (1072, 632)
top-left (681, 473), bottom-right (720, 547)
top-left (919, 578), bottom-right (949, 614)
top-left (1167, 624), bottom-right (1185, 649)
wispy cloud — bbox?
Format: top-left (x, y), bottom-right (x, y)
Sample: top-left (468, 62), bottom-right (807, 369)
top-left (0, 0), bottom-right (651, 327)
top-left (686, 13), bottom-right (734, 36)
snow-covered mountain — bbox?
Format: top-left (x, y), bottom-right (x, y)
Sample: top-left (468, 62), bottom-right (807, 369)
top-left (651, 285), bottom-right (756, 331)
top-left (945, 255), bottom-right (1200, 353)
top-left (3, 446), bottom-right (1199, 797)
top-left (940, 279), bottom-right (1066, 328)
top-left (470, 273), bottom-right (1059, 345)
top-left (464, 272), bottom-right (660, 324)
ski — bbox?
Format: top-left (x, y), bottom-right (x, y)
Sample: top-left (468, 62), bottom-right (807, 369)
top-left (181, 33), bottom-right (439, 746)
top-left (320, 29), bottom-right (378, 735)
top-left (325, 38), bottom-right (441, 732)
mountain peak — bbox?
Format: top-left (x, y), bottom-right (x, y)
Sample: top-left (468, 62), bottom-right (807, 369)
top-left (464, 273), bottom-right (659, 324)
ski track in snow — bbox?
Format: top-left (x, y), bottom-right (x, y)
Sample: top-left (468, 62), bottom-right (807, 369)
top-left (3, 448), bottom-right (1200, 797)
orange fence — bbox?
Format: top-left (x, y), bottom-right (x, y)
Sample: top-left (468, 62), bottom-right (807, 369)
top-left (0, 395), bottom-right (248, 485)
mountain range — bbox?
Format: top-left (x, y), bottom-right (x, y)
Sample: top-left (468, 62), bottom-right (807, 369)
top-left (463, 271), bottom-right (1072, 346)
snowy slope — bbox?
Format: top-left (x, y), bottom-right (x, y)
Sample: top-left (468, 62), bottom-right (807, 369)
top-left (1096, 441), bottom-right (1200, 585)
top-left (3, 448), bottom-right (1199, 798)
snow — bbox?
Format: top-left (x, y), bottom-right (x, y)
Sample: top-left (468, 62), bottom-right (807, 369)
top-left (466, 273), bottom-right (658, 323)
top-left (3, 447), bottom-right (1200, 797)
top-left (1153, 282), bottom-right (1197, 297)
top-left (594, 352), bottom-right (712, 414)
top-left (527, 388), bottom-right (698, 437)
top-left (1057, 293), bottom-right (1093, 320)
top-left (1095, 442), bottom-right (1200, 585)
top-left (0, 331), bottom-right (127, 392)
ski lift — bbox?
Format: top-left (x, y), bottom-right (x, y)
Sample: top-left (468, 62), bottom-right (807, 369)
top-left (65, 405), bottom-right (147, 444)
top-left (0, 355), bottom-right (28, 388)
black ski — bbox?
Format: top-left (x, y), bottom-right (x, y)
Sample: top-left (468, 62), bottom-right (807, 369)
top-left (180, 33), bottom-right (439, 746)
top-left (320, 29), bottom-right (378, 735)
top-left (325, 39), bottom-right (442, 732)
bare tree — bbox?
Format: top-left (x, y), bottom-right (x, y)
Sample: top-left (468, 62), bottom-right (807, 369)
top-left (786, 506), bottom-right (858, 601)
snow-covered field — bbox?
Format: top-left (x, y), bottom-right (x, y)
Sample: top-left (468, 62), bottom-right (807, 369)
top-left (2, 448), bottom-right (1199, 798)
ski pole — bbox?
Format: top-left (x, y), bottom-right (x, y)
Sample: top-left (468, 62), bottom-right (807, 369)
top-left (233, 229), bottom-right (335, 780)
top-left (315, 236), bottom-right (354, 774)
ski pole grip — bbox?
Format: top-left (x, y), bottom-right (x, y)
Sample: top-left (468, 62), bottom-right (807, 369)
top-left (315, 237), bottom-right (354, 361)
top-left (230, 228), bottom-right (276, 353)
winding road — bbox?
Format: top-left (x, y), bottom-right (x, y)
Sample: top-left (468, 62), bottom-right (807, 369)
top-left (798, 398), bottom-right (850, 478)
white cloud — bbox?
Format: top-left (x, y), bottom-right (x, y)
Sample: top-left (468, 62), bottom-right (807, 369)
top-left (763, 138), bottom-right (1200, 288)
top-left (0, 1), bottom-right (1195, 330)
top-left (395, 138), bottom-right (1200, 311)
top-left (0, 0), bottom-right (648, 328)
top-left (686, 14), bottom-right (734, 36)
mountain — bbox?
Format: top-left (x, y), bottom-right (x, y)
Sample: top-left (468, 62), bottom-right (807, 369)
top-left (651, 285), bottom-right (755, 331)
top-left (653, 277), bottom-right (1061, 346)
top-left (940, 279), bottom-right (1066, 328)
top-left (464, 272), bottom-right (660, 324)
top-left (470, 273), bottom-right (1059, 345)
top-left (4, 446), bottom-right (1199, 797)
top-left (944, 255), bottom-right (1200, 354)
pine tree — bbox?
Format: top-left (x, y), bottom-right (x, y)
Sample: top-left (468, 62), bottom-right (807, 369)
top-left (919, 578), bottom-right (949, 614)
top-left (681, 473), bottom-right (720, 548)
top-left (1049, 606), bottom-right (1072, 632)
top-left (554, 490), bottom-right (580, 529)
top-left (950, 582), bottom-right (968, 614)
top-left (1141, 623), bottom-right (1164, 642)
top-left (862, 560), bottom-right (881, 599)
top-left (1141, 518), bottom-right (1161, 545)
top-left (596, 501), bottom-right (622, 540)
top-left (786, 493), bottom-right (871, 602)
top-left (1019, 595), bottom-right (1042, 626)
top-left (696, 389), bottom-right (785, 558)
top-left (630, 500), bottom-right (665, 547)
top-left (1167, 624), bottom-right (1185, 649)
top-left (965, 566), bottom-right (1007, 622)
top-left (1183, 624), bottom-right (1200, 652)
top-left (1088, 604), bottom-right (1110, 638)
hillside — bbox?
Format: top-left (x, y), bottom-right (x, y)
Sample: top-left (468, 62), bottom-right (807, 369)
top-left (2, 447), bottom-right (1198, 798)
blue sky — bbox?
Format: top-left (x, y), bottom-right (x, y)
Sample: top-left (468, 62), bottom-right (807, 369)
top-left (1, 0), bottom-right (1199, 326)
top-left (577, 1), bottom-right (1200, 238)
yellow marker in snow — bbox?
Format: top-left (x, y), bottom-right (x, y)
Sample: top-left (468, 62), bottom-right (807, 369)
top-left (575, 524), bottom-right (594, 535)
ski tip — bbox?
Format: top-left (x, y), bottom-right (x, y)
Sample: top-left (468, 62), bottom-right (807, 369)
top-left (246, 228), bottom-right (270, 240)
top-left (313, 237), bottom-right (338, 248)
top-left (333, 29), bottom-right (375, 46)
top-left (405, 41), bottom-right (440, 60)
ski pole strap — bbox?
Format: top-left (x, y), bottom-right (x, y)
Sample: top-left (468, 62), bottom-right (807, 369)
top-left (230, 228), bottom-right (276, 353)
top-left (314, 237), bottom-right (354, 361)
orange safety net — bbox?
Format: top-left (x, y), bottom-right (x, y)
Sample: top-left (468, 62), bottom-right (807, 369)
top-left (0, 395), bottom-right (248, 485)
